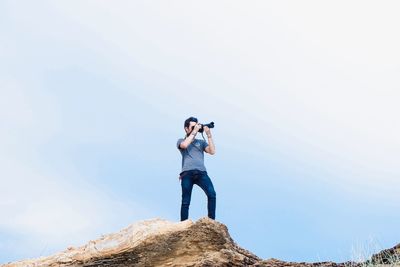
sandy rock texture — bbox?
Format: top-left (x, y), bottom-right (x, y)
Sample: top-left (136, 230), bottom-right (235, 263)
top-left (2, 217), bottom-right (260, 267)
top-left (1, 217), bottom-right (399, 267)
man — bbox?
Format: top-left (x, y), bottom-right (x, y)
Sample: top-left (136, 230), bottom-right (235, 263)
top-left (176, 116), bottom-right (216, 221)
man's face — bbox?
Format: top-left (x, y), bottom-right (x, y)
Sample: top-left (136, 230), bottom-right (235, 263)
top-left (185, 121), bottom-right (197, 134)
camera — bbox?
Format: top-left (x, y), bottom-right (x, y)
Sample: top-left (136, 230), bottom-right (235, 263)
top-left (198, 122), bottom-right (215, 133)
top-left (189, 121), bottom-right (215, 133)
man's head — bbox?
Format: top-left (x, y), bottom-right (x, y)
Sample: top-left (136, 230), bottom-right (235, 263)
top-left (184, 116), bottom-right (198, 135)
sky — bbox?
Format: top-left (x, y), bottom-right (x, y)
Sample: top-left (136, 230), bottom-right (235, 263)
top-left (1, 0), bottom-right (399, 264)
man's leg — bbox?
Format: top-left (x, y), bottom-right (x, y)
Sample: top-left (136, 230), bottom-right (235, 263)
top-left (180, 174), bottom-right (194, 221)
top-left (196, 172), bottom-right (216, 220)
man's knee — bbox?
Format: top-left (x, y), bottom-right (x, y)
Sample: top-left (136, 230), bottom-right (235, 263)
top-left (207, 190), bottom-right (216, 199)
top-left (181, 196), bottom-right (191, 206)
top-left (181, 184), bottom-right (193, 199)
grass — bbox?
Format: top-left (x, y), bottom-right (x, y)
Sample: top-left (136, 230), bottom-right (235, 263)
top-left (344, 238), bottom-right (400, 267)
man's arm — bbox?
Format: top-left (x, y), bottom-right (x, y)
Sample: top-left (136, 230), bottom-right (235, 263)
top-left (204, 127), bottom-right (215, 155)
top-left (179, 123), bottom-right (201, 149)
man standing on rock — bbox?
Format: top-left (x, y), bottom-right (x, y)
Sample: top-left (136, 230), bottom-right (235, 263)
top-left (177, 116), bottom-right (216, 221)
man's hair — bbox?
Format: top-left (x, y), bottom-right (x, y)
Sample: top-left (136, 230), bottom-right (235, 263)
top-left (184, 116), bottom-right (198, 128)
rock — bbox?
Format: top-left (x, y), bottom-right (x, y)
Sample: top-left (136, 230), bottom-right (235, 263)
top-left (1, 217), bottom-right (260, 267)
top-left (253, 257), bottom-right (357, 267)
top-left (369, 243), bottom-right (400, 265)
top-left (1, 218), bottom-right (399, 267)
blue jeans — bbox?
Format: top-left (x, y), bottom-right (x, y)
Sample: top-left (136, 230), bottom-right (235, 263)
top-left (180, 170), bottom-right (216, 221)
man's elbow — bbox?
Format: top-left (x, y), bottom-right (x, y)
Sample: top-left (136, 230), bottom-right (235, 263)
top-left (179, 143), bottom-right (188, 150)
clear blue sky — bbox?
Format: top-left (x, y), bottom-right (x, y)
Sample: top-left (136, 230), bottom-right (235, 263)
top-left (1, 0), bottom-right (399, 264)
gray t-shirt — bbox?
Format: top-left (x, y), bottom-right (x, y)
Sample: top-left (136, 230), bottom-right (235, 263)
top-left (177, 137), bottom-right (208, 173)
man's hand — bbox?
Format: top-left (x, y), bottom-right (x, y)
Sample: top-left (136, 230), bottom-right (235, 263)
top-left (193, 123), bottom-right (202, 133)
top-left (204, 126), bottom-right (211, 136)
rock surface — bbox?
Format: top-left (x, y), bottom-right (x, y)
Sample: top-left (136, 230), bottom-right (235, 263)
top-left (2, 217), bottom-right (260, 267)
top-left (369, 243), bottom-right (400, 265)
top-left (1, 217), bottom-right (399, 267)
